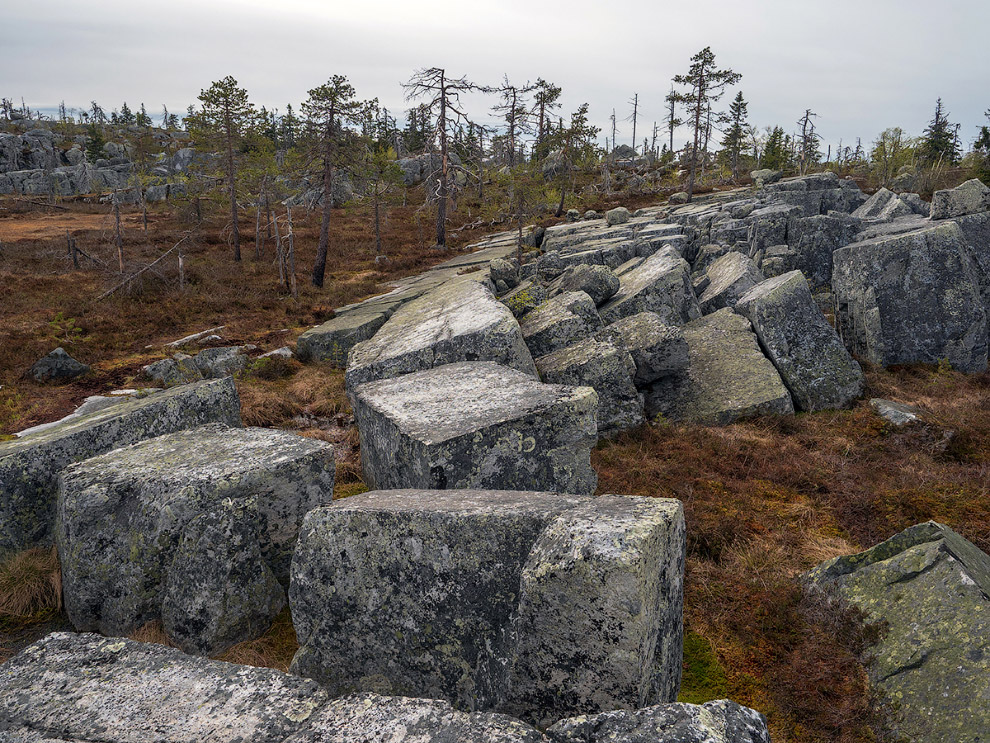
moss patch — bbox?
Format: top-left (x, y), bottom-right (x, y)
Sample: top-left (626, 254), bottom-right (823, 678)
top-left (678, 630), bottom-right (730, 704)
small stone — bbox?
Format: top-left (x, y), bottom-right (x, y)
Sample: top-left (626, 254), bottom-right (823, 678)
top-left (28, 348), bottom-right (89, 383)
top-left (869, 398), bottom-right (923, 426)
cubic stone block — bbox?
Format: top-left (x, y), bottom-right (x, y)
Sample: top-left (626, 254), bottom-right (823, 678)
top-left (346, 279), bottom-right (537, 389)
top-left (599, 246), bottom-right (701, 326)
top-left (698, 252), bottom-right (764, 315)
top-left (350, 362), bottom-right (598, 495)
top-left (289, 489), bottom-right (685, 726)
top-left (0, 377), bottom-right (242, 553)
top-left (520, 291), bottom-right (603, 358)
top-left (597, 312), bottom-right (689, 386)
top-left (56, 423), bottom-right (334, 656)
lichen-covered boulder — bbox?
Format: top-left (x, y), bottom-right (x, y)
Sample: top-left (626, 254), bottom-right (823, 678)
top-left (536, 338), bottom-right (643, 435)
top-left (546, 699), bottom-right (771, 743)
top-left (832, 222), bottom-right (988, 372)
top-left (0, 633), bottom-right (547, 742)
top-left (930, 178), bottom-right (990, 219)
top-left (346, 280), bottom-right (537, 389)
top-left (502, 279), bottom-right (551, 318)
top-left (296, 305), bottom-right (393, 366)
top-left (599, 246), bottom-right (701, 326)
top-left (289, 489), bottom-right (685, 726)
top-left (597, 312), bottom-right (689, 386)
top-left (0, 377), bottom-right (242, 553)
top-left (28, 347), bottom-right (89, 383)
top-left (491, 257), bottom-right (522, 288)
top-left (645, 309), bottom-right (794, 425)
top-left (520, 291), bottom-right (603, 358)
top-left (735, 271), bottom-right (864, 412)
top-left (750, 169), bottom-right (781, 187)
top-left (56, 423), bottom-right (334, 655)
top-left (697, 252), bottom-right (764, 315)
top-left (852, 187), bottom-right (913, 221)
top-left (785, 213), bottom-right (862, 290)
top-left (350, 362), bottom-right (598, 494)
top-left (549, 263), bottom-right (621, 306)
top-left (193, 346), bottom-right (249, 378)
top-left (746, 203), bottom-right (801, 254)
top-left (605, 206), bottom-right (631, 225)
top-left (143, 352), bottom-right (204, 386)
top-left (804, 522), bottom-right (990, 742)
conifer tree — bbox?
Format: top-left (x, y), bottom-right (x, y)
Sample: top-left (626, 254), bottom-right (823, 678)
top-left (720, 91), bottom-right (748, 181)
top-left (920, 98), bottom-right (960, 165)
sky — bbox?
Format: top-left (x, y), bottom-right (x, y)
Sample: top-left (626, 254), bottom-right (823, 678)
top-left (3, 0), bottom-right (989, 152)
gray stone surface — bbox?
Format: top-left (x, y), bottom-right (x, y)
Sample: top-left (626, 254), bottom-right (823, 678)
top-left (869, 398), bottom-right (924, 426)
top-left (521, 291), bottom-right (603, 358)
top-left (645, 309), bottom-right (794, 425)
top-left (346, 280), bottom-right (536, 389)
top-left (605, 206), bottom-right (631, 225)
top-left (536, 338), bottom-right (643, 435)
top-left (550, 263), bottom-right (621, 306)
top-left (350, 362), bottom-right (598, 494)
top-left (143, 353), bottom-right (204, 386)
top-left (546, 700), bottom-right (771, 743)
top-left (698, 252), bottom-right (764, 315)
top-left (599, 246), bottom-right (701, 326)
top-left (736, 271), bottom-right (864, 412)
top-left (502, 279), bottom-right (551, 318)
top-left (193, 346), bottom-right (249, 378)
top-left (852, 187), bottom-right (911, 220)
top-left (785, 214), bottom-right (862, 290)
top-left (597, 312), bottom-right (689, 386)
top-left (930, 178), bottom-right (990, 219)
top-left (289, 489), bottom-right (685, 726)
top-left (0, 378), bottom-right (242, 553)
top-left (805, 522), bottom-right (990, 743)
top-left (57, 423), bottom-right (334, 655)
top-left (750, 169), bottom-right (781, 187)
top-left (832, 221), bottom-right (988, 372)
top-left (28, 347), bottom-right (89, 383)
top-left (296, 308), bottom-right (391, 366)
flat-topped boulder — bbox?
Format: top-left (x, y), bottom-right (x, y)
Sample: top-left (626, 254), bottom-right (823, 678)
top-left (520, 291), bottom-right (603, 358)
top-left (697, 252), bottom-right (764, 315)
top-left (785, 213), bottom-right (862, 290)
top-left (599, 246), bottom-right (701, 326)
top-left (736, 271), bottom-right (864, 412)
top-left (346, 279), bottom-right (536, 389)
top-left (57, 423), bottom-right (334, 656)
top-left (296, 304), bottom-right (393, 366)
top-left (289, 489), bottom-right (685, 726)
top-left (852, 187), bottom-right (913, 221)
top-left (646, 309), bottom-right (794, 425)
top-left (930, 178), bottom-right (990, 219)
top-left (0, 377), bottom-right (241, 553)
top-left (536, 338), bottom-right (643, 435)
top-left (0, 633), bottom-right (545, 743)
top-left (350, 362), bottom-right (598, 494)
top-left (548, 263), bottom-right (621, 306)
top-left (805, 522), bottom-right (990, 742)
top-left (597, 312), bottom-right (689, 386)
top-left (546, 700), bottom-right (771, 743)
top-left (832, 221), bottom-right (988, 372)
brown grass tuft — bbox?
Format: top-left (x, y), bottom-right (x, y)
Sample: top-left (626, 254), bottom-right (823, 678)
top-left (127, 620), bottom-right (174, 647)
top-left (0, 547), bottom-right (62, 622)
top-left (217, 608), bottom-right (298, 671)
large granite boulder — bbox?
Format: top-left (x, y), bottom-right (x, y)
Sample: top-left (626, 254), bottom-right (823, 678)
top-left (57, 424), bottom-right (334, 656)
top-left (697, 252), bottom-right (764, 315)
top-left (785, 213), bottom-right (862, 290)
top-left (546, 700), bottom-right (771, 743)
top-left (520, 291), bottom-right (603, 358)
top-left (605, 206), bottom-right (631, 225)
top-left (549, 263), bottom-right (621, 306)
top-left (502, 279), bottom-right (551, 318)
top-left (646, 309), bottom-right (794, 425)
top-left (350, 362), bottom-right (598, 494)
top-left (142, 352), bottom-right (204, 386)
top-left (28, 347), bottom-right (89, 383)
top-left (832, 222), bottom-right (988, 372)
top-left (0, 633), bottom-right (546, 743)
top-left (736, 271), bottom-right (864, 412)
top-left (346, 280), bottom-right (537, 389)
top-left (536, 338), bottom-right (643, 435)
top-left (746, 204), bottom-right (802, 254)
top-left (930, 178), bottom-right (990, 220)
top-left (805, 522), bottom-right (990, 742)
top-left (852, 187), bottom-right (913, 220)
top-left (0, 377), bottom-right (241, 553)
top-left (289, 489), bottom-right (686, 726)
top-left (597, 312), bottom-right (689, 386)
top-left (599, 246), bottom-right (701, 326)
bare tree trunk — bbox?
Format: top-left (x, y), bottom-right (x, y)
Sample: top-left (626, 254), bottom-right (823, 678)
top-left (373, 194), bottom-right (383, 256)
top-left (436, 72), bottom-right (448, 250)
top-left (686, 82), bottom-right (705, 203)
top-left (264, 185), bottom-right (272, 241)
top-left (177, 241), bottom-right (185, 291)
top-left (287, 206), bottom-right (298, 299)
top-left (113, 193), bottom-right (124, 273)
top-left (273, 212), bottom-right (287, 290)
top-left (225, 111), bottom-right (240, 261)
top-left (67, 231), bottom-right (79, 269)
top-left (313, 126), bottom-right (335, 286)
top-left (254, 199), bottom-right (262, 260)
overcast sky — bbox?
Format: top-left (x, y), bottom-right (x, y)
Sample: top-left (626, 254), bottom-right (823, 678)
top-left (5, 0), bottom-right (989, 151)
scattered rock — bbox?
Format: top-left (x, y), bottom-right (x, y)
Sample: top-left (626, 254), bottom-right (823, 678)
top-left (566, 208), bottom-right (581, 222)
top-left (869, 398), bottom-right (924, 426)
top-left (260, 346), bottom-right (293, 359)
top-left (750, 169), bottom-right (782, 187)
top-left (350, 362), bottom-right (598, 494)
top-left (502, 279), bottom-right (550, 318)
top-left (537, 250), bottom-right (567, 282)
top-left (852, 187), bottom-right (912, 220)
top-left (669, 192), bottom-right (689, 205)
top-left (597, 312), bottom-right (689, 386)
top-left (57, 423), bottom-right (334, 655)
top-left (930, 178), bottom-right (990, 220)
top-left (194, 345), bottom-right (250, 378)
top-left (599, 246), bottom-right (700, 327)
top-left (605, 207), bottom-right (631, 225)
top-left (165, 325), bottom-right (225, 349)
top-left (28, 347), bottom-right (89, 383)
top-left (735, 271), bottom-right (864, 412)
top-left (289, 489), bottom-right (685, 725)
top-left (143, 352), bottom-right (203, 386)
top-left (491, 257), bottom-right (521, 288)
top-left (0, 378), bottom-right (242, 553)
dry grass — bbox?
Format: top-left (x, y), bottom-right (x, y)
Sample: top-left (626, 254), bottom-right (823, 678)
top-left (0, 547), bottom-right (62, 622)
top-left (217, 608), bottom-right (298, 671)
top-left (127, 620), bottom-right (174, 647)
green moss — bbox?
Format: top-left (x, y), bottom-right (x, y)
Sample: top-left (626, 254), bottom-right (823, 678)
top-left (677, 631), bottom-right (730, 704)
top-left (334, 482), bottom-right (369, 500)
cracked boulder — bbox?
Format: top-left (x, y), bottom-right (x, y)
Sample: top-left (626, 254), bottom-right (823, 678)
top-left (56, 423), bottom-right (334, 656)
top-left (350, 362), bottom-right (598, 494)
top-left (599, 246), bottom-right (701, 326)
top-left (549, 263), bottom-right (621, 306)
top-left (645, 309), bottom-right (794, 425)
top-left (346, 280), bottom-right (536, 389)
top-left (832, 221), bottom-right (988, 372)
top-left (736, 271), bottom-right (864, 412)
top-left (596, 312), bottom-right (688, 386)
top-left (289, 489), bottom-right (685, 727)
top-left (520, 291), bottom-right (603, 358)
top-left (0, 377), bottom-right (242, 553)
top-left (852, 187), bottom-right (913, 220)
top-left (930, 178), bottom-right (990, 220)
top-left (536, 338), bottom-right (643, 435)
top-left (697, 252), bottom-right (764, 315)
top-left (804, 522), bottom-right (990, 742)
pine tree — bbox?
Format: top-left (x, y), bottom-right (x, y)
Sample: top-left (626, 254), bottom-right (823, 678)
top-left (920, 98), bottom-right (959, 165)
top-left (671, 47), bottom-right (741, 201)
top-left (763, 126), bottom-right (789, 171)
top-left (119, 102), bottom-right (135, 125)
top-left (531, 78), bottom-right (562, 159)
top-left (136, 103), bottom-right (152, 127)
top-left (85, 123), bottom-right (106, 163)
top-left (720, 91), bottom-right (748, 181)
top-left (492, 76), bottom-right (535, 167)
